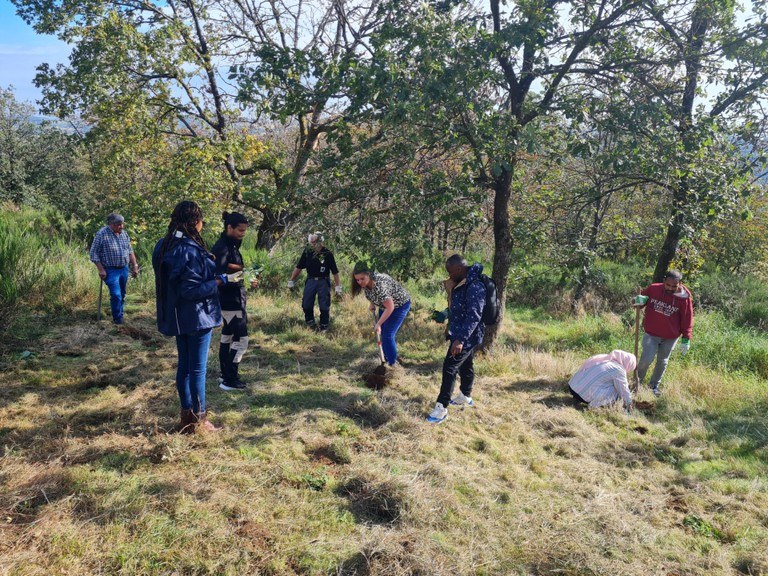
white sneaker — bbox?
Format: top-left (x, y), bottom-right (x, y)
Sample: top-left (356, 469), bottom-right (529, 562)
top-left (450, 392), bottom-right (474, 407)
top-left (426, 402), bottom-right (448, 424)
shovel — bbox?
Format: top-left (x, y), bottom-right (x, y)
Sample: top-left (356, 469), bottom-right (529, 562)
top-left (373, 309), bottom-right (387, 377)
top-left (97, 278), bottom-right (104, 321)
top-left (363, 310), bottom-right (388, 390)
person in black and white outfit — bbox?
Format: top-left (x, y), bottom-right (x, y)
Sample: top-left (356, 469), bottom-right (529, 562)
top-left (288, 232), bottom-right (342, 332)
top-left (211, 211), bottom-right (258, 391)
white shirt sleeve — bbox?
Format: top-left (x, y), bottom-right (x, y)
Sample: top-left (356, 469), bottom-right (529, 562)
top-left (611, 371), bottom-right (633, 407)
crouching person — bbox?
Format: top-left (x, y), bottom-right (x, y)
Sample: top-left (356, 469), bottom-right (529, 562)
top-left (568, 350), bottom-right (635, 411)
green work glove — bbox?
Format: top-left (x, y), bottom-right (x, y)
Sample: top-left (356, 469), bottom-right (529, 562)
top-left (678, 337), bottom-right (690, 356)
top-left (431, 308), bottom-right (450, 323)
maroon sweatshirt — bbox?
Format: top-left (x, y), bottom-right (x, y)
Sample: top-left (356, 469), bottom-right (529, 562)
top-left (640, 283), bottom-right (694, 340)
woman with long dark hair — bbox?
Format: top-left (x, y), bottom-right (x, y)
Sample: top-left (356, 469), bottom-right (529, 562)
top-left (152, 201), bottom-right (225, 433)
top-left (351, 261), bottom-right (411, 366)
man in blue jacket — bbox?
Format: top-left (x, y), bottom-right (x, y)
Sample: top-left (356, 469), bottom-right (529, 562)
top-left (427, 254), bottom-right (486, 424)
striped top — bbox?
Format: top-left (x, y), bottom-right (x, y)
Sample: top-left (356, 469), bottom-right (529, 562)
top-left (568, 360), bottom-right (632, 408)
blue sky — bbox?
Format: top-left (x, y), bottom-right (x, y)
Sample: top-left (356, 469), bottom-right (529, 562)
top-left (0, 0), bottom-right (70, 106)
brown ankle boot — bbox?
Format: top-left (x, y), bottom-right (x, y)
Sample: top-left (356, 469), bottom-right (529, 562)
top-left (179, 409), bottom-right (196, 434)
top-left (194, 411), bottom-right (221, 432)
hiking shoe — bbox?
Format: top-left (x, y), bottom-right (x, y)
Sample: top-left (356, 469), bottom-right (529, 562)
top-left (450, 392), bottom-right (474, 407)
top-left (318, 324), bottom-right (329, 333)
top-left (305, 320), bottom-right (317, 330)
top-left (219, 380), bottom-right (247, 391)
top-left (426, 402), bottom-right (448, 424)
top-left (651, 386), bottom-right (662, 397)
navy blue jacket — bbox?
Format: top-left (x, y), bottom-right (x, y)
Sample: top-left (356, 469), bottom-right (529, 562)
top-left (152, 234), bottom-right (222, 336)
top-left (448, 263), bottom-right (486, 349)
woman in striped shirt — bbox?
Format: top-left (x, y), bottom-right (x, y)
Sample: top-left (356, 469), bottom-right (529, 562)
top-left (568, 350), bottom-right (635, 411)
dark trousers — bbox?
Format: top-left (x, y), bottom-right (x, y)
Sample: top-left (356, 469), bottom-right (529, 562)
top-left (437, 345), bottom-right (475, 407)
top-left (302, 277), bottom-right (331, 326)
top-left (219, 310), bottom-right (248, 384)
top-left (569, 387), bottom-right (588, 404)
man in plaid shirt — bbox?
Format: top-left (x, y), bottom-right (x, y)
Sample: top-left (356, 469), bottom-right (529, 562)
top-left (89, 213), bottom-right (139, 324)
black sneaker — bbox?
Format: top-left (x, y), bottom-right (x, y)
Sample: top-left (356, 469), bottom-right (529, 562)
top-left (318, 324), bottom-right (329, 333)
top-left (219, 380), bottom-right (247, 391)
top-left (305, 320), bottom-right (317, 330)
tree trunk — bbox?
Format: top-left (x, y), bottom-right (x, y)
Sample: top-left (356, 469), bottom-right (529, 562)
top-left (480, 166), bottom-right (514, 352)
top-left (572, 193), bottom-right (606, 309)
top-left (255, 207), bottom-right (291, 251)
top-left (652, 211), bottom-right (684, 283)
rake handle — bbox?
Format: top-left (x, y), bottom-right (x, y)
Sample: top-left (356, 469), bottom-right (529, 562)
top-left (97, 278), bottom-right (104, 321)
top-left (632, 306), bottom-right (641, 393)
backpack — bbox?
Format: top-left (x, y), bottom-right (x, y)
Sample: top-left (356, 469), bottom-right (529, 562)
top-left (466, 273), bottom-right (500, 326)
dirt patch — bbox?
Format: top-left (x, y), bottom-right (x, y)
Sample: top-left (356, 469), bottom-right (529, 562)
top-left (118, 325), bottom-right (163, 347)
top-left (308, 441), bottom-right (352, 465)
top-left (634, 400), bottom-right (656, 413)
top-left (54, 348), bottom-right (87, 357)
top-left (336, 476), bottom-right (410, 524)
top-left (362, 372), bottom-right (388, 390)
top-left (235, 520), bottom-right (274, 554)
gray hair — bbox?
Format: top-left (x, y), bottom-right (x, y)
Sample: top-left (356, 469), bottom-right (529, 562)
top-left (107, 213), bottom-right (125, 225)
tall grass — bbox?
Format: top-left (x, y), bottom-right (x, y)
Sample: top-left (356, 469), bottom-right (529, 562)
top-left (0, 206), bottom-right (93, 338)
top-left (509, 307), bottom-right (768, 381)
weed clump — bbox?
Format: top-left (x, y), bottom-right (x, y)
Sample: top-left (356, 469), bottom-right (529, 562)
top-left (308, 440), bottom-right (352, 465)
top-left (336, 476), bottom-right (410, 524)
top-left (346, 397), bottom-right (391, 428)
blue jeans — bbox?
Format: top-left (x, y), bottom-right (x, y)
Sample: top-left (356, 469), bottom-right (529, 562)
top-left (378, 301), bottom-right (411, 365)
top-left (104, 266), bottom-right (129, 322)
top-left (637, 332), bottom-right (678, 390)
top-left (175, 329), bottom-right (213, 413)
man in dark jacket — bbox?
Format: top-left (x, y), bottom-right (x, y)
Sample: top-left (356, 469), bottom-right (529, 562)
top-left (427, 254), bottom-right (486, 424)
top-left (287, 232), bottom-right (342, 332)
top-left (633, 269), bottom-right (694, 396)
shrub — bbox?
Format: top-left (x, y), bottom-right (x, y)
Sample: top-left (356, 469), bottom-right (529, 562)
top-left (697, 271), bottom-right (768, 330)
top-left (0, 205), bottom-right (93, 338)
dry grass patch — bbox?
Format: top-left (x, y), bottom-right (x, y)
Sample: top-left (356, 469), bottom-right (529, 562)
top-left (2, 297), bottom-right (768, 574)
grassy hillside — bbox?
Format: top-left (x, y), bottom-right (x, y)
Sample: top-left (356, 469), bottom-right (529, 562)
top-left (1, 283), bottom-right (767, 575)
